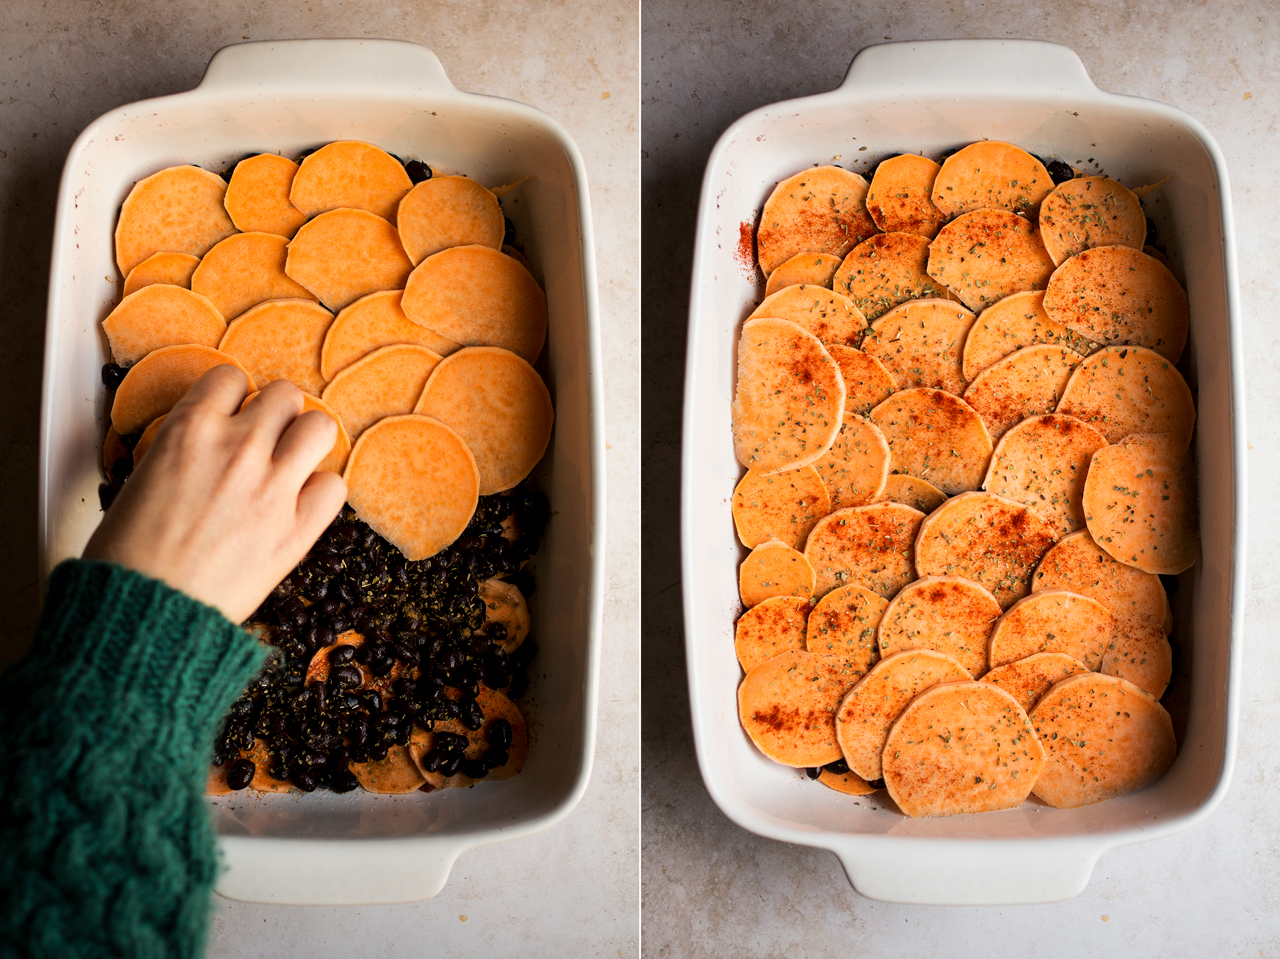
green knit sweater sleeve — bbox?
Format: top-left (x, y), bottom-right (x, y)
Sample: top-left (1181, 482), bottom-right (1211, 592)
top-left (0, 559), bottom-right (268, 959)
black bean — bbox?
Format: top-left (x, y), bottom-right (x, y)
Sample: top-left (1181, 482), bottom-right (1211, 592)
top-left (421, 750), bottom-right (444, 773)
top-left (484, 749), bottom-right (509, 770)
top-left (292, 769), bottom-right (318, 792)
top-left (98, 483), bottom-right (118, 511)
top-left (440, 698), bottom-right (461, 719)
top-left (460, 759), bottom-right (488, 780)
top-left (823, 758), bottom-right (850, 775)
top-left (487, 718), bottom-right (513, 750)
top-left (434, 731), bottom-right (468, 754)
top-left (404, 159), bottom-right (433, 183)
top-left (805, 767), bottom-right (821, 780)
top-left (227, 759), bottom-right (256, 790)
top-left (314, 625), bottom-right (335, 648)
top-left (330, 665), bottom-right (362, 688)
top-left (369, 744), bottom-right (389, 761)
top-left (330, 769), bottom-right (359, 793)
top-left (1045, 158), bottom-right (1075, 184)
top-left (101, 362), bottom-right (127, 390)
top-left (119, 430), bottom-right (142, 450)
top-left (415, 710), bottom-right (435, 731)
top-left (1145, 216), bottom-right (1159, 247)
top-left (370, 655), bottom-right (395, 678)
top-left (110, 457), bottom-right (133, 486)
top-left (460, 699), bottom-right (485, 731)
top-left (503, 217), bottom-right (516, 246)
top-left (439, 753), bottom-right (462, 776)
top-left (312, 682), bottom-right (326, 714)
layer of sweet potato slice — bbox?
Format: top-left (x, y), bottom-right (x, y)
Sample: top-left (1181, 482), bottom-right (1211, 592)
top-left (764, 252), bottom-right (842, 298)
top-left (1033, 529), bottom-right (1172, 636)
top-left (223, 153), bottom-right (307, 239)
top-left (739, 539), bottom-right (816, 608)
top-left (826, 345), bottom-right (895, 415)
top-left (961, 290), bottom-right (1093, 382)
top-left (930, 141), bottom-right (1053, 217)
top-left (397, 175), bottom-right (504, 265)
top-left (865, 154), bottom-right (946, 238)
top-left (980, 652), bottom-right (1089, 715)
top-left (1055, 345), bottom-right (1195, 447)
top-left (747, 284), bottom-right (866, 346)
top-left (804, 583), bottom-right (887, 678)
top-left (241, 390), bottom-right (351, 473)
top-left (414, 347), bottom-right (554, 494)
top-left (927, 210), bottom-right (1055, 312)
top-left (1043, 246), bottom-right (1188, 361)
top-left (479, 578), bottom-right (530, 655)
top-left (731, 465), bottom-right (831, 550)
top-left (320, 290), bottom-right (460, 380)
top-left (877, 575), bottom-right (1002, 678)
top-left (875, 474), bottom-right (946, 514)
top-left (321, 343), bottom-right (442, 440)
top-left (342, 414), bottom-right (479, 560)
top-left (350, 745), bottom-right (427, 794)
top-left (861, 298), bottom-right (975, 394)
top-left (883, 681), bottom-right (1043, 817)
top-left (1101, 623), bottom-right (1173, 699)
top-left (1039, 176), bottom-right (1146, 266)
top-left (756, 166), bottom-right (879, 275)
top-left (732, 318), bottom-right (845, 475)
top-left (817, 768), bottom-right (878, 796)
top-left (110, 344), bottom-right (251, 434)
top-left (1029, 673), bottom-right (1176, 808)
top-left (811, 413), bottom-right (890, 511)
top-left (288, 140), bottom-right (412, 223)
top-left (122, 252), bottom-right (201, 297)
top-left (738, 649), bottom-right (863, 767)
top-left (285, 208), bottom-right (414, 312)
top-left (131, 414), bottom-right (165, 468)
top-left (803, 502), bottom-right (924, 600)
top-left (190, 231), bottom-right (316, 319)
top-left (218, 298), bottom-right (334, 395)
top-left (869, 388), bottom-right (992, 495)
top-left (115, 165), bottom-right (238, 276)
top-left (987, 589), bottom-right (1112, 671)
top-left (735, 595), bottom-right (811, 673)
top-left (413, 688), bottom-right (529, 788)
top-left (102, 284), bottom-right (227, 367)
top-left (962, 344), bottom-right (1081, 443)
top-left (400, 245), bottom-right (547, 363)
top-left (833, 233), bottom-right (955, 321)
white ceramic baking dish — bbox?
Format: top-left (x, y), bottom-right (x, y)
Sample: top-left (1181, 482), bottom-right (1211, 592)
top-left (682, 39), bottom-right (1245, 905)
top-left (40, 39), bottom-right (604, 904)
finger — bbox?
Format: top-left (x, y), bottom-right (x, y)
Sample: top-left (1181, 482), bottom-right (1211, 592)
top-left (237, 378), bottom-right (306, 441)
top-left (169, 364), bottom-right (252, 418)
top-left (294, 470), bottom-right (348, 545)
top-left (271, 409), bottom-right (339, 485)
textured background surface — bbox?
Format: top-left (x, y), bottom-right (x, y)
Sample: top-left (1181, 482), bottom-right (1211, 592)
top-left (642, 1), bottom-right (1276, 956)
top-left (0, 1), bottom-right (638, 955)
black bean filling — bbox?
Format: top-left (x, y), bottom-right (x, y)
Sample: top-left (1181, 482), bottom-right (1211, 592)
top-left (1044, 159), bottom-right (1075, 185)
top-left (210, 488), bottom-right (547, 791)
top-left (404, 159), bottom-right (433, 184)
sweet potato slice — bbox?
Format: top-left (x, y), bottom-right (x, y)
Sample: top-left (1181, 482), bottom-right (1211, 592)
top-left (415, 688), bottom-right (529, 788)
top-left (285, 209), bottom-right (414, 312)
top-left (732, 318), bottom-right (845, 475)
top-left (191, 232), bottom-right (316, 320)
top-left (818, 767), bottom-right (877, 796)
top-left (835, 649), bottom-right (971, 781)
top-left (861, 298), bottom-right (975, 394)
top-left (731, 465), bottom-right (831, 550)
top-left (833, 233), bottom-right (955, 321)
top-left (826, 345), bottom-right (896, 415)
top-left (131, 415), bottom-right (165, 468)
top-left (122, 252), bottom-right (200, 297)
top-left (987, 589), bottom-right (1112, 671)
top-left (480, 578), bottom-right (530, 655)
top-left (223, 153), bottom-right (307, 239)
top-left (241, 390), bottom-right (351, 473)
top-left (321, 343), bottom-right (442, 440)
top-left (915, 491), bottom-right (1058, 609)
top-left (803, 502), bottom-right (924, 599)
top-left (884, 681), bottom-right (1043, 817)
top-left (866, 154), bottom-right (946, 238)
top-left (981, 652), bottom-right (1089, 715)
top-left (101, 284), bottom-right (227, 367)
top-left (1083, 432), bottom-right (1199, 574)
top-left (110, 345), bottom-right (251, 434)
top-left (114, 165), bottom-right (238, 276)
top-left (876, 474), bottom-right (946, 514)
top-left (1033, 529), bottom-right (1172, 635)
top-left (349, 745), bottom-right (428, 794)
top-left (928, 210), bottom-right (1055, 312)
top-left (811, 413), bottom-right (890, 511)
top-left (102, 426), bottom-right (129, 479)
top-left (414, 346), bottom-right (554, 494)
top-left (962, 344), bottom-right (1081, 443)
top-left (962, 290), bottom-right (1093, 382)
top-left (740, 540), bottom-right (816, 608)
top-left (764, 252), bottom-right (842, 298)
top-left (1030, 672), bottom-right (1177, 808)
top-left (735, 595), bottom-right (811, 673)
top-left (288, 140), bottom-right (412, 223)
top-left (747, 285), bottom-right (866, 346)
top-left (343, 414), bottom-right (479, 560)
top-left (396, 175), bottom-right (503, 265)
top-left (877, 575), bottom-right (1002, 678)
top-left (804, 583), bottom-right (887, 678)
top-left (218, 298), bottom-right (334, 395)
top-left (321, 290), bottom-right (459, 380)
top-left (1101, 623), bottom-right (1173, 699)
top-left (738, 650), bottom-right (864, 767)
top-left (401, 245), bottom-right (547, 363)
top-left (1055, 346), bottom-right (1195, 447)
top-left (1043, 246), bottom-right (1188, 361)
top-left (983, 413), bottom-right (1107, 537)
top-left (869, 388), bottom-right (992, 495)
top-left (756, 166), bottom-right (879, 276)
top-left (1039, 176), bottom-right (1146, 266)
top-left (930, 141), bottom-right (1053, 217)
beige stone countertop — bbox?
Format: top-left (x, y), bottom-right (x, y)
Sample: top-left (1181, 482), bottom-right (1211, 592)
top-left (0, 1), bottom-right (638, 956)
top-left (642, 1), bottom-right (1277, 955)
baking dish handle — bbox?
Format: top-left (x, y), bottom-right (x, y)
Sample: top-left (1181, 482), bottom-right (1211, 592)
top-left (841, 39), bottom-right (1098, 98)
top-left (198, 39), bottom-right (456, 95)
top-left (216, 836), bottom-right (465, 905)
top-left (833, 838), bottom-right (1104, 905)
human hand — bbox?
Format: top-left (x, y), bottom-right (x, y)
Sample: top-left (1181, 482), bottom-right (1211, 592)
top-left (84, 367), bottom-right (347, 623)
